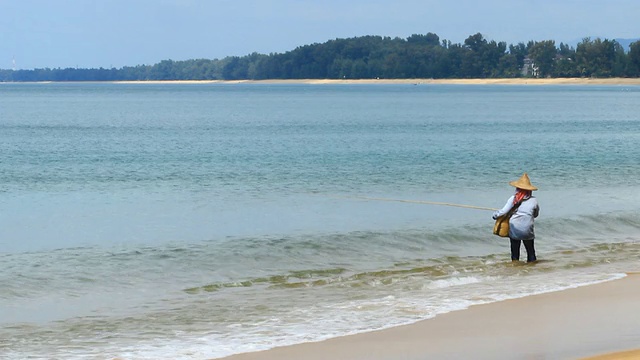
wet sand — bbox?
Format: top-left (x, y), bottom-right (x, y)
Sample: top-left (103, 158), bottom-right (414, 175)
top-left (220, 273), bottom-right (640, 360)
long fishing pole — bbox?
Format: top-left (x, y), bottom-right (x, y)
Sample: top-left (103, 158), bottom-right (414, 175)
top-left (341, 195), bottom-right (498, 211)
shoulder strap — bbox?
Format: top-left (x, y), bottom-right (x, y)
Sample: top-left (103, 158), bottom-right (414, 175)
top-left (507, 200), bottom-right (523, 216)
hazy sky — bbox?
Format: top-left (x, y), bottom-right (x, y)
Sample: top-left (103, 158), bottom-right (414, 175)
top-left (2, 0), bottom-right (638, 70)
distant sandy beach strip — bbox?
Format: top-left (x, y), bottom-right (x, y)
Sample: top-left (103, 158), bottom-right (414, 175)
top-left (220, 273), bottom-right (640, 360)
top-left (113, 77), bottom-right (640, 86)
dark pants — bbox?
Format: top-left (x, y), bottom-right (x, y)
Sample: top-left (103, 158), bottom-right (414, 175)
top-left (510, 238), bottom-right (536, 262)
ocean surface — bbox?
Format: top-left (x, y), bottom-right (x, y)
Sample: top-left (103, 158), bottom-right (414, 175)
top-left (1, 82), bottom-right (639, 359)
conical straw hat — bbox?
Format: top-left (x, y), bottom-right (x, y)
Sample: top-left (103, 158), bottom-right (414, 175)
top-left (509, 173), bottom-right (538, 191)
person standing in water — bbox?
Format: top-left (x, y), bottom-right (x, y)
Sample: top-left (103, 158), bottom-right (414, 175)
top-left (493, 173), bottom-right (540, 262)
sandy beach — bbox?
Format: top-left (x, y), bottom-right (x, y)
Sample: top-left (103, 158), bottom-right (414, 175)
top-left (221, 273), bottom-right (640, 360)
top-left (112, 78), bottom-right (640, 86)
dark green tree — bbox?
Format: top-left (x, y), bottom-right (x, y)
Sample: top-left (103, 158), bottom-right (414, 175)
top-left (575, 38), bottom-right (624, 77)
top-left (628, 41), bottom-right (640, 76)
top-left (509, 43), bottom-right (528, 68)
top-left (528, 40), bottom-right (557, 77)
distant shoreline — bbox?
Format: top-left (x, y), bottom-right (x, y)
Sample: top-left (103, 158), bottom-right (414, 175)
top-left (2, 78), bottom-right (640, 85)
top-left (109, 78), bottom-right (640, 85)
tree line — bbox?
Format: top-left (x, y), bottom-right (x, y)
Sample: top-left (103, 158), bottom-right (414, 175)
top-left (2, 33), bottom-right (639, 82)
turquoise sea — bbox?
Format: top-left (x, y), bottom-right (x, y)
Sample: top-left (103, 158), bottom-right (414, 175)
top-left (1, 83), bottom-right (639, 359)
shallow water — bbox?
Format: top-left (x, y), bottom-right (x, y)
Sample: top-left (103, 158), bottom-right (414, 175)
top-left (1, 83), bottom-right (639, 359)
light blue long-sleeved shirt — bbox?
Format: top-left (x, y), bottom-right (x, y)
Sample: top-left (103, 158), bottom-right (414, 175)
top-left (493, 195), bottom-right (539, 240)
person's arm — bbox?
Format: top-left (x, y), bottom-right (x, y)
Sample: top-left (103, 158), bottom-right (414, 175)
top-left (492, 195), bottom-right (515, 219)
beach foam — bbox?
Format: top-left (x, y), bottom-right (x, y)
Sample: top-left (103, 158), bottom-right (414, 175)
top-left (221, 274), bottom-right (640, 360)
